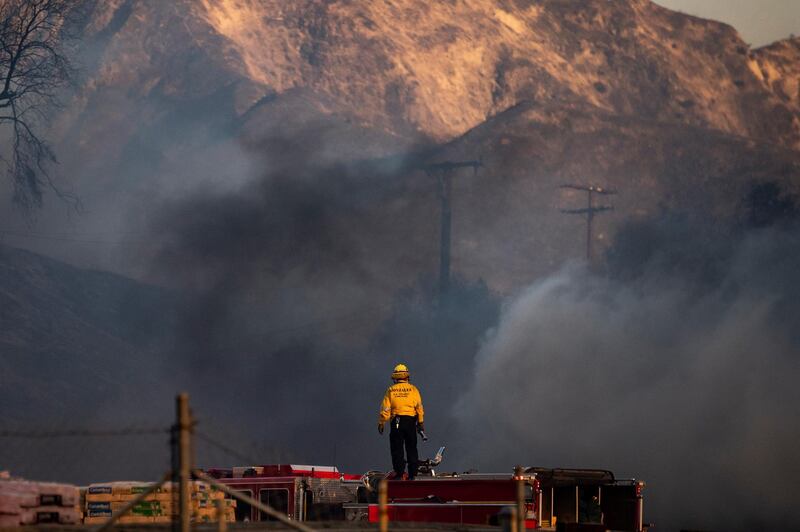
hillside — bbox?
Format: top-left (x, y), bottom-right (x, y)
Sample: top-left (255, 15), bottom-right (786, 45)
top-left (752, 36), bottom-right (800, 116)
top-left (4, 0), bottom-right (800, 353)
top-left (432, 101), bottom-right (800, 288)
top-left (17, 0), bottom-right (795, 285)
top-left (67, 0), bottom-right (800, 144)
top-left (0, 245), bottom-right (175, 424)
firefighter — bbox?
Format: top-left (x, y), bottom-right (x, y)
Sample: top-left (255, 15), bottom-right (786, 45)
top-left (377, 363), bottom-right (425, 480)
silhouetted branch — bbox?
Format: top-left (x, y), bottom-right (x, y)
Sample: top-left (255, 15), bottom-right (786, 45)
top-left (0, 0), bottom-right (78, 210)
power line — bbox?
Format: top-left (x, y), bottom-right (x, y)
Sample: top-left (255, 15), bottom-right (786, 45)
top-left (194, 430), bottom-right (261, 466)
top-left (2, 229), bottom-right (147, 237)
top-left (0, 427), bottom-right (170, 438)
top-left (201, 312), bottom-right (382, 353)
top-left (0, 229), bottom-right (147, 245)
top-left (251, 306), bottom-right (385, 341)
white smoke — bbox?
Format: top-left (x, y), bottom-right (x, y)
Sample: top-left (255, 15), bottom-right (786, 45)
top-left (456, 228), bottom-right (800, 531)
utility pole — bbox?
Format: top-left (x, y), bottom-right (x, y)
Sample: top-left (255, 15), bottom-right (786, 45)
top-left (423, 160), bottom-right (482, 300)
top-left (559, 184), bottom-right (616, 263)
top-left (176, 393), bottom-right (193, 532)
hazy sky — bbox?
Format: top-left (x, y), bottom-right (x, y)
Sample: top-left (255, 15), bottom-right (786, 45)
top-left (656, 0), bottom-right (799, 46)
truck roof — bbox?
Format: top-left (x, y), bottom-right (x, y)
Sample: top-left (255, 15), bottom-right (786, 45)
top-left (205, 464), bottom-right (361, 480)
top-left (524, 467), bottom-right (622, 486)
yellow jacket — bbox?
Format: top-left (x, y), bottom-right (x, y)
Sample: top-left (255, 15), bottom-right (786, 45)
top-left (378, 381), bottom-right (424, 424)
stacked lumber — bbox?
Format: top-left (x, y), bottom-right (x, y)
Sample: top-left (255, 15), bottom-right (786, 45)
top-left (0, 478), bottom-right (81, 526)
top-left (84, 481), bottom-right (235, 524)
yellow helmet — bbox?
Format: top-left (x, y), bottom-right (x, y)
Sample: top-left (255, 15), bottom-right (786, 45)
top-left (391, 363), bottom-right (410, 381)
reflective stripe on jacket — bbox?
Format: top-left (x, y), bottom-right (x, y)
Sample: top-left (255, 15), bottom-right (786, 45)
top-left (378, 381), bottom-right (424, 423)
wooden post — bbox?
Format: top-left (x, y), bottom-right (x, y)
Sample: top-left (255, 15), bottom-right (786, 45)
top-left (378, 479), bottom-right (388, 532)
top-left (216, 499), bottom-right (227, 532)
top-left (177, 393), bottom-right (192, 532)
top-left (514, 465), bottom-right (525, 532)
top-left (509, 507), bottom-right (518, 532)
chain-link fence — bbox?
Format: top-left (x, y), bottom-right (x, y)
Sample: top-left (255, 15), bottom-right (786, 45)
top-left (0, 393), bottom-right (303, 529)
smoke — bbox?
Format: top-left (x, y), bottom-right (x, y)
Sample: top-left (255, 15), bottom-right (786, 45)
top-left (145, 121), bottom-right (800, 530)
top-left (139, 124), bottom-right (500, 473)
top-left (5, 76), bottom-right (799, 529)
top-left (456, 211), bottom-right (800, 531)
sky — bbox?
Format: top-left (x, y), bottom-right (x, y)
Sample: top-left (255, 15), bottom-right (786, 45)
top-left (656, 0), bottom-right (799, 46)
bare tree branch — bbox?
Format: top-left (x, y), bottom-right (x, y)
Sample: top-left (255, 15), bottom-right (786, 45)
top-left (0, 0), bottom-right (79, 210)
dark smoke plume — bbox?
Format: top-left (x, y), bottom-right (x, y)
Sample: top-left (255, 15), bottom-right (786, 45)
top-left (145, 135), bottom-right (499, 472)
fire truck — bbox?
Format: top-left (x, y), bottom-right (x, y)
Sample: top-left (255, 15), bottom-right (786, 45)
top-left (205, 464), bottom-right (362, 521)
top-left (205, 450), bottom-right (647, 531)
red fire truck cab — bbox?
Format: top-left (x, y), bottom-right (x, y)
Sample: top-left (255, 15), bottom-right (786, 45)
top-left (205, 464), bottom-right (362, 522)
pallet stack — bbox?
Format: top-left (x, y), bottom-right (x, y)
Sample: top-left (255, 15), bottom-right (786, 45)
top-left (193, 486), bottom-right (236, 523)
top-left (84, 480), bottom-right (235, 524)
top-left (0, 477), bottom-right (82, 526)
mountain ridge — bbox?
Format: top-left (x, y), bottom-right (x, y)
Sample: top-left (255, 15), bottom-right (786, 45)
top-left (7, 0), bottom-right (800, 285)
top-left (66, 0), bottom-right (800, 145)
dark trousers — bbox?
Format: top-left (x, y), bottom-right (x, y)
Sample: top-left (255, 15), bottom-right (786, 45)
top-left (389, 416), bottom-right (418, 479)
